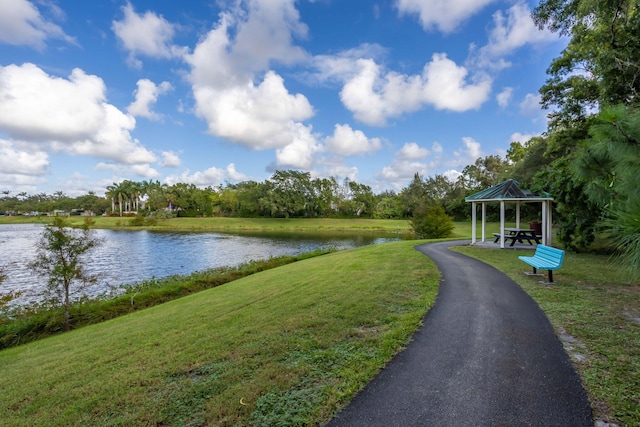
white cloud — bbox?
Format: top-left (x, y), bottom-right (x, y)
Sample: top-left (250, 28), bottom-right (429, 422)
top-left (340, 59), bottom-right (421, 126)
top-left (112, 2), bottom-right (187, 68)
top-left (451, 136), bottom-right (483, 167)
top-left (0, 0), bottom-right (75, 49)
top-left (442, 169), bottom-right (462, 182)
top-left (275, 123), bottom-right (323, 169)
top-left (127, 79), bottom-right (173, 120)
top-left (519, 93), bottom-right (543, 116)
top-left (230, 0), bottom-right (309, 71)
top-left (94, 162), bottom-right (159, 179)
top-left (0, 172), bottom-right (46, 193)
top-left (325, 124), bottom-right (381, 156)
top-left (473, 2), bottom-right (558, 70)
top-left (487, 3), bottom-right (557, 55)
top-left (164, 163), bottom-right (250, 187)
top-left (226, 163), bottom-right (248, 182)
top-left (309, 43), bottom-right (388, 84)
top-left (164, 167), bottom-right (226, 187)
top-left (160, 151), bottom-right (181, 168)
top-left (131, 164), bottom-right (160, 178)
top-left (190, 71), bottom-right (314, 149)
top-left (0, 63), bottom-right (156, 165)
top-left (397, 142), bottom-right (430, 160)
top-left (496, 87), bottom-right (513, 108)
top-left (53, 173), bottom-right (101, 198)
top-left (395, 0), bottom-right (496, 33)
top-left (186, 0), bottom-right (309, 85)
top-left (185, 1), bottom-right (322, 168)
top-left (510, 132), bottom-right (536, 143)
top-left (432, 141), bottom-right (443, 155)
top-left (422, 54), bottom-right (492, 111)
top-left (316, 163), bottom-right (359, 182)
top-left (0, 139), bottom-right (49, 175)
top-left (340, 54), bottom-right (492, 126)
top-left (378, 142), bottom-right (431, 189)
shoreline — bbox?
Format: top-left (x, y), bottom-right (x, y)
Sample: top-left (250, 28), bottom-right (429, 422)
top-left (0, 215), bottom-right (416, 234)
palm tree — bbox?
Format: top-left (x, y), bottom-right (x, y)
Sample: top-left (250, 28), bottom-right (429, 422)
top-left (106, 182), bottom-right (125, 216)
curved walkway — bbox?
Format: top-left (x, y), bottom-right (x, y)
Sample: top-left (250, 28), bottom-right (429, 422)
top-left (327, 240), bottom-right (592, 426)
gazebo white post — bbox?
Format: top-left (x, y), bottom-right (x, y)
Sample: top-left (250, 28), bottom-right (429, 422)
top-left (471, 202), bottom-right (477, 245)
top-left (548, 201), bottom-right (553, 245)
top-left (516, 201), bottom-right (521, 229)
top-left (500, 201), bottom-right (505, 249)
top-left (541, 200), bottom-right (548, 245)
top-left (481, 202), bottom-right (486, 242)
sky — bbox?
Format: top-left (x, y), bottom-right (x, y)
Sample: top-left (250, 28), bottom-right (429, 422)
top-left (0, 0), bottom-right (566, 197)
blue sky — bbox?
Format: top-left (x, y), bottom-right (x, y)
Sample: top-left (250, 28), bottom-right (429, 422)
top-left (0, 0), bottom-right (565, 196)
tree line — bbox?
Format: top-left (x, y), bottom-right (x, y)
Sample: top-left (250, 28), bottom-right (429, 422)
top-left (1, 155), bottom-right (520, 222)
top-left (509, 0), bottom-right (640, 276)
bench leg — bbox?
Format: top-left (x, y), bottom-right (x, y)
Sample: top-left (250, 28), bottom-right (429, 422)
top-left (548, 270), bottom-right (553, 283)
top-left (532, 267), bottom-right (537, 275)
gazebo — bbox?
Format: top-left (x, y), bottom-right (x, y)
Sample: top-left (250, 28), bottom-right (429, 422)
top-left (465, 179), bottom-right (554, 248)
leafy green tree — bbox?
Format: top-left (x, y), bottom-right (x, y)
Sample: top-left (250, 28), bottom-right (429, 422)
top-left (141, 180), bottom-right (164, 212)
top-left (533, 0), bottom-right (640, 130)
top-left (342, 181), bottom-right (375, 217)
top-left (0, 267), bottom-right (21, 335)
top-left (507, 137), bottom-right (549, 186)
top-left (265, 170), bottom-right (313, 218)
top-left (233, 181), bottom-right (267, 217)
top-left (460, 155), bottom-right (510, 192)
top-left (0, 267), bottom-right (20, 327)
top-left (574, 105), bottom-right (640, 275)
top-left (400, 173), bottom-right (430, 217)
top-left (75, 191), bottom-right (110, 215)
top-left (521, 0), bottom-right (640, 251)
top-left (374, 190), bottom-right (402, 219)
top-left (29, 217), bottom-right (101, 331)
top-left (311, 177), bottom-right (339, 217)
top-left (410, 205), bottom-right (454, 239)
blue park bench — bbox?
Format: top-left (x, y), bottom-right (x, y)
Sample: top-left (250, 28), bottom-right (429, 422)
top-left (518, 244), bottom-right (565, 283)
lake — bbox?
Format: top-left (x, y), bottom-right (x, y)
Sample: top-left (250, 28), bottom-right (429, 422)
top-left (0, 223), bottom-right (401, 305)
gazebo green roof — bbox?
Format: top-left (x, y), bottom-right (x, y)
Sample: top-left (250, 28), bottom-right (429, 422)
top-left (465, 179), bottom-right (552, 202)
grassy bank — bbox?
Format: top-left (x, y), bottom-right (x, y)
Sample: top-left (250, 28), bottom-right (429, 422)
top-left (0, 215), bottom-right (413, 234)
top-left (0, 251), bottom-right (332, 350)
top-left (0, 240), bottom-right (439, 426)
top-left (454, 245), bottom-right (640, 426)
top-left (0, 215), bottom-right (495, 239)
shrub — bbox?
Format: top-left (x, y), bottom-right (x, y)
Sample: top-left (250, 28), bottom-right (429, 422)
top-left (148, 210), bottom-right (176, 219)
top-left (410, 205), bottom-right (454, 239)
top-left (129, 214), bottom-right (146, 226)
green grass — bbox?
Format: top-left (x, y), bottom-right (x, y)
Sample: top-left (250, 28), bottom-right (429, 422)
top-left (0, 251), bottom-right (333, 350)
top-left (0, 240), bottom-right (439, 426)
top-left (453, 245), bottom-right (640, 426)
top-left (0, 215), bottom-right (413, 233)
top-left (0, 215), bottom-right (504, 239)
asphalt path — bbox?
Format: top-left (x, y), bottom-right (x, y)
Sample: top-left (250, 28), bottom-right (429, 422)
top-left (326, 240), bottom-right (593, 427)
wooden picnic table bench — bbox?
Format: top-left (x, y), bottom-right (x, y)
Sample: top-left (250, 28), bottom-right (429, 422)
top-left (518, 244), bottom-right (565, 283)
top-left (493, 228), bottom-right (541, 246)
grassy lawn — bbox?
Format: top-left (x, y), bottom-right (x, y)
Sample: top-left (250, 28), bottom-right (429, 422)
top-left (453, 245), bottom-right (640, 426)
top-left (0, 240), bottom-right (439, 426)
top-left (0, 215), bottom-right (499, 239)
top-left (0, 215), bottom-right (413, 234)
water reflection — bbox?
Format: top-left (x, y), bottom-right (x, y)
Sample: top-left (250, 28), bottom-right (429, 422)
top-left (0, 224), bottom-right (401, 305)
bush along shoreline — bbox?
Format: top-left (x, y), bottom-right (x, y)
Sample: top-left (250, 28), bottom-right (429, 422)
top-left (0, 249), bottom-right (332, 350)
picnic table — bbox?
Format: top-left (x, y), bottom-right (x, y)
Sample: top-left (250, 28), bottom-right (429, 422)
top-left (493, 228), bottom-right (541, 246)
